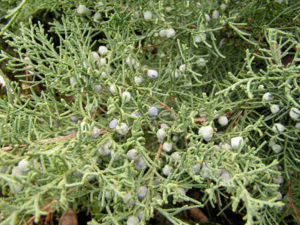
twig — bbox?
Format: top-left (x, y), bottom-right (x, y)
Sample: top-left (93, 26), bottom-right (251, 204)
top-left (2, 144), bottom-right (26, 152)
top-left (1, 130), bottom-right (107, 152)
top-left (25, 188), bottom-right (76, 225)
top-left (39, 133), bottom-right (77, 143)
top-left (194, 116), bottom-right (207, 124)
top-left (140, 39), bottom-right (168, 50)
top-left (288, 178), bottom-right (300, 224)
top-left (229, 110), bottom-right (244, 131)
top-left (155, 142), bottom-right (163, 159)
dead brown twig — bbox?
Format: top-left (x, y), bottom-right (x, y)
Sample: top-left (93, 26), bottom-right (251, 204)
top-left (140, 39), bottom-right (168, 50)
top-left (194, 116), bottom-right (207, 124)
top-left (229, 110), bottom-right (244, 132)
top-left (155, 142), bottom-right (164, 159)
top-left (1, 129), bottom-right (107, 152)
top-left (288, 178), bottom-right (300, 224)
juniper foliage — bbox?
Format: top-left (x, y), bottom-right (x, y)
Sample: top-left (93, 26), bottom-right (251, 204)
top-left (0, 0), bottom-right (299, 224)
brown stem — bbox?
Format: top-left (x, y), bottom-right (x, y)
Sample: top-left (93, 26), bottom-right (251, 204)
top-left (155, 142), bottom-right (164, 159)
top-left (194, 116), bottom-right (207, 124)
top-left (1, 130), bottom-right (107, 152)
top-left (229, 110), bottom-right (244, 132)
top-left (288, 178), bottom-right (300, 224)
top-left (140, 39), bottom-right (168, 50)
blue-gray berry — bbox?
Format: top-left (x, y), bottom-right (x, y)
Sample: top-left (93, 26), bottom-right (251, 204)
top-left (137, 186), bottom-right (148, 201)
top-left (148, 106), bottom-right (158, 117)
top-left (127, 216), bottom-right (139, 225)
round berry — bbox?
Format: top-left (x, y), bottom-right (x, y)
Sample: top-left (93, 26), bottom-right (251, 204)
top-left (11, 167), bottom-right (23, 176)
top-left (77, 4), bottom-right (90, 16)
top-left (231, 136), bottom-right (244, 150)
top-left (177, 187), bottom-right (186, 196)
top-left (220, 143), bottom-right (231, 150)
top-left (157, 128), bottom-right (167, 142)
top-left (98, 142), bottom-right (112, 157)
top-left (196, 58), bottom-right (206, 67)
top-left (127, 216), bottom-right (139, 225)
top-left (258, 84), bottom-right (265, 90)
top-left (123, 193), bottom-right (135, 206)
top-left (93, 84), bottom-right (102, 93)
top-left (126, 57), bottom-right (136, 66)
top-left (109, 119), bottom-right (118, 129)
top-left (90, 127), bottom-right (101, 138)
top-left (289, 107), bottom-right (300, 120)
top-left (166, 28), bottom-right (176, 38)
top-left (143, 11), bottom-right (152, 20)
top-left (108, 85), bottom-right (119, 95)
top-left (172, 135), bottom-right (179, 142)
top-left (131, 111), bottom-right (141, 117)
top-left (98, 46), bottom-right (108, 56)
top-left (134, 76), bottom-right (143, 85)
top-left (198, 125), bottom-right (214, 141)
top-left (17, 159), bottom-right (29, 173)
top-left (218, 115), bottom-right (228, 126)
top-left (69, 77), bottom-right (76, 86)
top-left (263, 92), bottom-right (273, 102)
top-left (273, 175), bottom-right (284, 184)
top-left (165, 6), bottom-right (172, 12)
top-left (91, 51), bottom-right (100, 60)
top-left (270, 104), bottom-right (280, 114)
top-left (153, 177), bottom-right (160, 186)
top-left (220, 3), bottom-right (227, 10)
top-left (162, 142), bottom-right (172, 152)
top-left (148, 106), bottom-right (158, 117)
top-left (171, 152), bottom-right (181, 161)
top-left (134, 157), bottom-right (147, 170)
top-left (70, 116), bottom-right (78, 122)
top-left (137, 210), bottom-right (144, 221)
top-left (137, 186), bottom-right (148, 201)
top-left (200, 164), bottom-right (210, 179)
top-left (191, 164), bottom-right (201, 174)
top-left (160, 123), bottom-right (169, 129)
top-left (220, 170), bottom-right (231, 183)
top-left (179, 64), bottom-right (186, 72)
top-left (204, 13), bottom-right (211, 21)
top-left (212, 10), bottom-right (219, 19)
top-left (159, 29), bottom-right (167, 38)
top-left (147, 69), bottom-right (158, 79)
top-left (162, 165), bottom-right (172, 176)
top-left (99, 58), bottom-right (106, 66)
top-left (122, 91), bottom-right (131, 103)
top-left (116, 123), bottom-right (129, 136)
top-left (272, 123), bottom-right (285, 133)
top-left (194, 35), bottom-right (202, 43)
top-left (93, 12), bottom-right (102, 22)
top-left (127, 149), bottom-right (138, 161)
top-left (272, 144), bottom-right (282, 153)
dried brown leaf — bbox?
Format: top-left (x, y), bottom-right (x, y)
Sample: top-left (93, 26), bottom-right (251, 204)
top-left (59, 208), bottom-right (78, 225)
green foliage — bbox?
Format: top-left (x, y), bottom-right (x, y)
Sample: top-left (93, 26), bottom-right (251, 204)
top-left (0, 0), bottom-right (299, 224)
